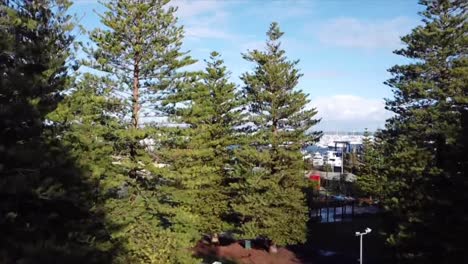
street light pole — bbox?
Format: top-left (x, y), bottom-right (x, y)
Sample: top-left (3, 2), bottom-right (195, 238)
top-left (355, 228), bottom-right (372, 264)
top-left (359, 233), bottom-right (363, 264)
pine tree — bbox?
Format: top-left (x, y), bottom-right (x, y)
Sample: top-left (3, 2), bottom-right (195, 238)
top-left (83, 0), bottom-right (197, 262)
top-left (0, 0), bottom-right (75, 159)
top-left (356, 129), bottom-right (384, 200)
top-left (231, 22), bottom-right (321, 251)
top-left (47, 73), bottom-right (124, 258)
top-left (379, 0), bottom-right (467, 262)
top-left (86, 0), bottom-right (195, 176)
top-left (50, 73), bottom-right (196, 263)
top-left (161, 51), bottom-right (242, 242)
top-left (0, 1), bottom-right (111, 262)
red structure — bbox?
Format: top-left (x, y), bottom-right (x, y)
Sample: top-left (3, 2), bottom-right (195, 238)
top-left (308, 172), bottom-right (321, 190)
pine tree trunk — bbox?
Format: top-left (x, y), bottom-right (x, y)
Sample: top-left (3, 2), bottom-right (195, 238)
top-left (211, 233), bottom-right (219, 244)
top-left (269, 242), bottom-right (278, 254)
top-left (129, 52), bottom-right (140, 177)
top-left (271, 118), bottom-right (278, 174)
top-left (132, 52), bottom-right (140, 129)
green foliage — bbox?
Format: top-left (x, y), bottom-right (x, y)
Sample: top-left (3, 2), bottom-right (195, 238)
top-left (47, 73), bottom-right (125, 257)
top-left (78, 0), bottom-right (198, 262)
top-left (379, 0), bottom-right (468, 262)
top-left (86, 0), bottom-right (195, 170)
top-left (356, 129), bottom-right (384, 199)
top-left (87, 0), bottom-right (195, 128)
top-left (160, 52), bottom-right (242, 238)
top-left (0, 0), bottom-right (75, 144)
top-left (0, 1), bottom-right (113, 262)
top-left (343, 152), bottom-right (359, 174)
top-left (230, 22), bottom-right (321, 246)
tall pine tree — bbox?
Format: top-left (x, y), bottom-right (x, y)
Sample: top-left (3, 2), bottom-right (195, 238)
top-left (82, 0), bottom-right (197, 262)
top-left (0, 1), bottom-right (111, 262)
top-left (356, 129), bottom-right (384, 200)
top-left (379, 0), bottom-right (467, 262)
top-left (86, 0), bottom-right (195, 176)
top-left (47, 73), bottom-right (124, 260)
top-left (231, 22), bottom-right (320, 251)
top-left (161, 51), bottom-right (242, 242)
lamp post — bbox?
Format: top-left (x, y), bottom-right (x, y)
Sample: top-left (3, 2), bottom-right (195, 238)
top-left (355, 228), bottom-right (372, 264)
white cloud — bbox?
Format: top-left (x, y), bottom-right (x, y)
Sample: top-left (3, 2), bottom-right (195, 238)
top-left (304, 70), bottom-right (343, 79)
top-left (185, 26), bottom-right (233, 40)
top-left (238, 37), bottom-right (309, 59)
top-left (173, 0), bottom-right (224, 19)
top-left (309, 95), bottom-right (392, 129)
top-left (317, 17), bottom-right (414, 49)
top-left (246, 0), bottom-right (314, 21)
top-left (172, 0), bottom-right (236, 40)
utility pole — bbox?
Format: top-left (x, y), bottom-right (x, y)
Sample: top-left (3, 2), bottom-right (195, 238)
top-left (355, 228), bottom-right (372, 264)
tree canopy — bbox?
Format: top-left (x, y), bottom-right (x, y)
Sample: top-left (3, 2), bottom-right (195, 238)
top-left (230, 22), bottom-right (321, 248)
top-left (379, 0), bottom-right (467, 262)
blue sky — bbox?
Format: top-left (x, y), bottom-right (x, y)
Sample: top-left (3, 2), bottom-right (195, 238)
top-left (71, 0), bottom-right (423, 131)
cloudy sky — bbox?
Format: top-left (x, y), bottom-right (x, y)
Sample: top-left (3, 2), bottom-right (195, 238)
top-left (72, 0), bottom-right (423, 132)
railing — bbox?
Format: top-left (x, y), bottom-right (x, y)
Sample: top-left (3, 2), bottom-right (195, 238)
top-left (309, 200), bottom-right (356, 223)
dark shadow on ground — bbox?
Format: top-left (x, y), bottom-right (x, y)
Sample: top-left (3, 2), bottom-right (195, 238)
top-left (289, 214), bottom-right (392, 264)
top-left (193, 216), bottom-right (390, 264)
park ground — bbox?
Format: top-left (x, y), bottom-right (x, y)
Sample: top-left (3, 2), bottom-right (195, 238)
top-left (195, 214), bottom-right (390, 264)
